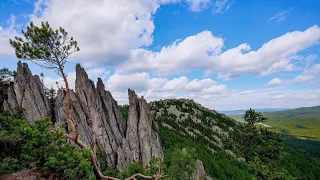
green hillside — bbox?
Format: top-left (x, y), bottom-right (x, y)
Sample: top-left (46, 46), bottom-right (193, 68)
top-left (227, 106), bottom-right (320, 140)
top-left (150, 99), bottom-right (320, 179)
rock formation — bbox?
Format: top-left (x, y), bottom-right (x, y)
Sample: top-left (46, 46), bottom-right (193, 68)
top-left (54, 64), bottom-right (162, 170)
top-left (193, 159), bottom-right (212, 180)
top-left (3, 62), bottom-right (50, 123)
top-left (3, 62), bottom-right (162, 170)
top-left (117, 90), bottom-right (162, 170)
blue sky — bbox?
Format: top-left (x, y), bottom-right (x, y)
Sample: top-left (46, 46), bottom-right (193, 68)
top-left (0, 0), bottom-right (319, 110)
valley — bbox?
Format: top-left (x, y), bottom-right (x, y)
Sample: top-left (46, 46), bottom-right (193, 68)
top-left (227, 106), bottom-right (320, 140)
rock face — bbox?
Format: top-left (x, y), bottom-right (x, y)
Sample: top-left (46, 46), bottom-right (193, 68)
top-left (55, 64), bottom-right (162, 170)
top-left (193, 159), bottom-right (212, 180)
top-left (117, 90), bottom-right (162, 170)
top-left (3, 62), bottom-right (50, 123)
top-left (3, 62), bottom-right (162, 170)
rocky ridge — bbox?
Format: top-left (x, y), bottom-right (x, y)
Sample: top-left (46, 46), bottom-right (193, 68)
top-left (150, 99), bottom-right (237, 156)
top-left (3, 62), bottom-right (162, 170)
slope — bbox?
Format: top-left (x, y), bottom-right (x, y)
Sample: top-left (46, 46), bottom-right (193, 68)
top-left (227, 106), bottom-right (320, 140)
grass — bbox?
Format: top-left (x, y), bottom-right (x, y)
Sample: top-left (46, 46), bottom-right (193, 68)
top-left (264, 118), bottom-right (320, 140)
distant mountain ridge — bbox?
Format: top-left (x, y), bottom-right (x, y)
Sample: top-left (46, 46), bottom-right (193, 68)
top-left (262, 105), bottom-right (320, 119)
top-left (227, 105), bottom-right (320, 140)
top-left (219, 108), bottom-right (290, 115)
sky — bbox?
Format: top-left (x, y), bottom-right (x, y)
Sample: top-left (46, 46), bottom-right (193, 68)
top-left (0, 0), bottom-right (320, 111)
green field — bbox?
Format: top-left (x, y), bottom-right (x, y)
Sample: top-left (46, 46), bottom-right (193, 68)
top-left (228, 106), bottom-right (320, 140)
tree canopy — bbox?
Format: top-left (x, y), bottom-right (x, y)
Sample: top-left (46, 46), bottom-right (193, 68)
top-left (243, 108), bottom-right (267, 125)
top-left (9, 21), bottom-right (79, 76)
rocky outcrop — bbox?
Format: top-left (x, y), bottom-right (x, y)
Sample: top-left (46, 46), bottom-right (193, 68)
top-left (117, 90), bottom-right (162, 170)
top-left (3, 62), bottom-right (50, 123)
top-left (55, 64), bottom-right (162, 170)
top-left (193, 159), bottom-right (212, 180)
top-left (3, 62), bottom-right (162, 171)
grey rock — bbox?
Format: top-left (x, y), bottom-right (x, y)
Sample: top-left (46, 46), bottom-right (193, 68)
top-left (117, 89), bottom-right (162, 170)
top-left (193, 159), bottom-right (212, 180)
top-left (4, 62), bottom-right (162, 171)
top-left (55, 64), bottom-right (162, 170)
top-left (3, 61), bottom-right (50, 123)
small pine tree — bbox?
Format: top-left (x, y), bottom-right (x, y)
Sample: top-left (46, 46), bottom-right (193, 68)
top-left (243, 108), bottom-right (267, 125)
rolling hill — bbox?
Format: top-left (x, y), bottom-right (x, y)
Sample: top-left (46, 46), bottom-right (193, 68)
top-left (227, 105), bottom-right (320, 140)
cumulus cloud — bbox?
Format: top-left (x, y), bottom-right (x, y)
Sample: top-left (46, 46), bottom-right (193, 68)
top-left (29, 0), bottom-right (160, 66)
top-left (294, 64), bottom-right (320, 83)
top-left (1, 0), bottom-right (318, 110)
top-left (268, 9), bottom-right (292, 22)
top-left (25, 0), bottom-right (230, 67)
top-left (185, 78), bottom-right (216, 92)
top-left (162, 76), bottom-right (188, 91)
top-left (201, 84), bottom-right (227, 94)
top-left (112, 83), bottom-right (320, 110)
top-left (266, 78), bottom-right (283, 86)
top-left (106, 72), bottom-right (168, 92)
top-left (119, 25), bottom-right (320, 79)
top-left (0, 15), bottom-right (18, 57)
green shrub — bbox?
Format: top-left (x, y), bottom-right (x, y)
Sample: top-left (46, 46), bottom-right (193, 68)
top-left (0, 157), bottom-right (21, 174)
top-left (0, 113), bottom-right (94, 179)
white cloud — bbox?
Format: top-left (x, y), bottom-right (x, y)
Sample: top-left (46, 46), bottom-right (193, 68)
top-left (162, 76), bottom-right (188, 91)
top-left (294, 75), bottom-right (314, 83)
top-left (0, 15), bottom-right (18, 57)
top-left (43, 68), bottom-right (110, 89)
top-left (185, 78), bottom-right (216, 92)
top-left (106, 72), bottom-right (168, 92)
top-left (266, 78), bottom-right (283, 86)
top-left (119, 25), bottom-right (320, 79)
top-left (118, 30), bottom-right (224, 75)
top-left (213, 0), bottom-right (233, 14)
top-left (202, 84), bottom-right (227, 94)
top-left (268, 9), bottom-right (292, 22)
top-left (239, 89), bottom-right (256, 95)
top-left (43, 72), bottom-right (76, 89)
top-left (26, 0), bottom-right (229, 68)
top-left (186, 0), bottom-right (211, 12)
top-left (294, 64), bottom-right (320, 83)
top-left (30, 0), bottom-right (160, 67)
top-left (2, 1), bottom-right (319, 111)
top-left (159, 0), bottom-right (181, 4)
top-left (306, 64), bottom-right (320, 74)
top-left (305, 54), bottom-right (318, 66)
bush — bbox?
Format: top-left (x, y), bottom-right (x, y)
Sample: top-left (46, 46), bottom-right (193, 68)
top-left (0, 157), bottom-right (21, 174)
top-left (0, 113), bottom-right (94, 179)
